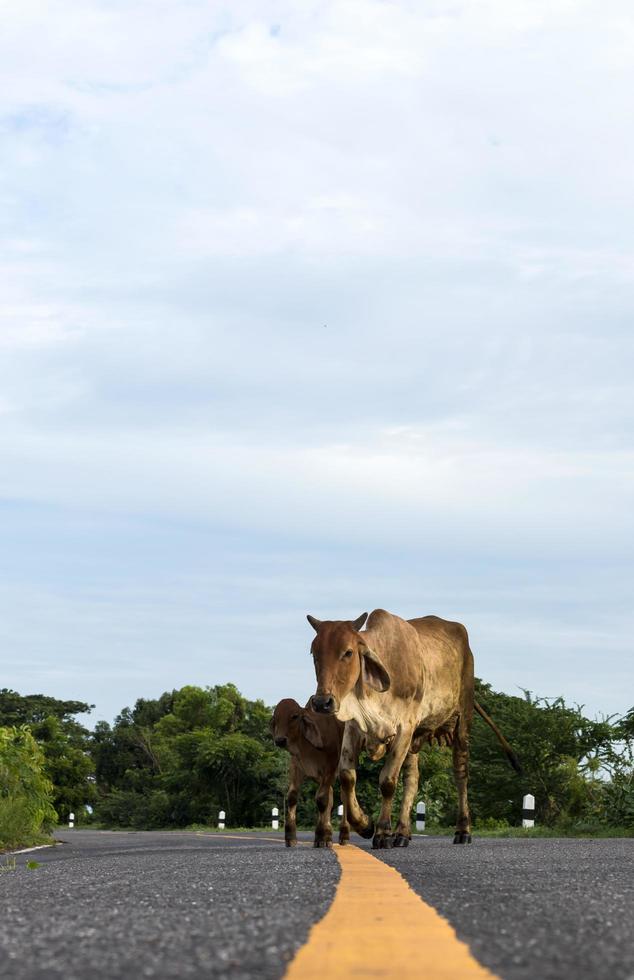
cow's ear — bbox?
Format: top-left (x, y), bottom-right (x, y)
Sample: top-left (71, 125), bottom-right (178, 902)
top-left (307, 614), bottom-right (322, 632)
top-left (300, 713), bottom-right (324, 748)
top-left (351, 612), bottom-right (368, 631)
top-left (361, 648), bottom-right (390, 692)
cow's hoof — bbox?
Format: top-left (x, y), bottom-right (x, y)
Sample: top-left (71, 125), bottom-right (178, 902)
top-left (372, 834), bottom-right (394, 850)
top-left (285, 839), bottom-right (298, 848)
top-left (358, 821), bottom-right (375, 840)
top-left (393, 834), bottom-right (410, 848)
top-left (453, 832), bottom-right (472, 844)
top-left (313, 839), bottom-right (333, 849)
top-left (338, 832), bottom-right (350, 846)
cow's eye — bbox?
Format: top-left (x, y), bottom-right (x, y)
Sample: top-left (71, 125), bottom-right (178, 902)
top-left (291, 713), bottom-right (300, 721)
top-left (343, 649), bottom-right (353, 659)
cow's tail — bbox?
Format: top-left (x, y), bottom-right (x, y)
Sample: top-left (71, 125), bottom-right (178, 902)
top-left (474, 700), bottom-right (523, 774)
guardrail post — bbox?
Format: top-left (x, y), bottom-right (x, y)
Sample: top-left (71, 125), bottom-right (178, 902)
top-left (337, 804), bottom-right (344, 820)
top-left (218, 810), bottom-right (226, 830)
top-left (415, 801), bottom-right (425, 831)
top-left (68, 812), bottom-right (75, 829)
top-left (522, 794), bottom-right (535, 828)
top-left (272, 806), bottom-right (279, 830)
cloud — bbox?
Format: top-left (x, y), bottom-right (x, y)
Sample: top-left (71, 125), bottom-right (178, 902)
top-left (1, 1), bottom-right (633, 722)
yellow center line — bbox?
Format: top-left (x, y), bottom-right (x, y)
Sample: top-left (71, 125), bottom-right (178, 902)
top-left (284, 844), bottom-right (500, 979)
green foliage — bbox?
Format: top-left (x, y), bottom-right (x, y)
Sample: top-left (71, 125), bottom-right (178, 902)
top-left (0, 726), bottom-right (57, 850)
top-left (417, 681), bottom-right (633, 829)
top-left (5, 679), bottom-right (630, 836)
top-left (599, 772), bottom-right (634, 828)
top-left (91, 684), bottom-right (286, 829)
top-left (0, 689), bottom-right (96, 823)
top-left (95, 789), bottom-right (173, 829)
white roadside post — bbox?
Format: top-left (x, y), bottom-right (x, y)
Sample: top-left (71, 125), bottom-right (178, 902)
top-left (522, 794), bottom-right (535, 828)
top-left (415, 801), bottom-right (426, 832)
top-left (272, 806), bottom-right (279, 830)
top-left (68, 812), bottom-right (75, 829)
top-left (218, 810), bottom-right (226, 830)
top-left (337, 804), bottom-right (344, 820)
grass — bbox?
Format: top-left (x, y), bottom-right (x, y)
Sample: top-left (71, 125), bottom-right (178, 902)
top-left (0, 796), bottom-right (56, 854)
top-left (422, 823), bottom-right (634, 839)
top-left (65, 821), bottom-right (279, 834)
top-left (0, 831), bottom-right (54, 855)
top-left (71, 820), bottom-right (634, 839)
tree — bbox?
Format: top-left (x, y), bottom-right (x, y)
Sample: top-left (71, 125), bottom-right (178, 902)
top-left (91, 684), bottom-right (286, 829)
top-left (84, 681), bottom-right (634, 833)
top-left (0, 689), bottom-right (96, 822)
top-left (0, 726), bottom-right (57, 849)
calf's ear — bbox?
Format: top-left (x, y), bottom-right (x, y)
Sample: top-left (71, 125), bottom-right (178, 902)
top-left (300, 714), bottom-right (324, 748)
top-left (361, 649), bottom-right (391, 692)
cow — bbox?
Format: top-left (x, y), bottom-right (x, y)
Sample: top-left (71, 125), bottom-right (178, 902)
top-left (307, 610), bottom-right (521, 848)
top-left (271, 697), bottom-right (421, 848)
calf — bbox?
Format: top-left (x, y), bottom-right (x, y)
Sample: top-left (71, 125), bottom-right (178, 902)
top-left (271, 698), bottom-right (348, 848)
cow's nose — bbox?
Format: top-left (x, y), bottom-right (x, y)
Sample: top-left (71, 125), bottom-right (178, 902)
top-left (274, 736), bottom-right (287, 748)
top-left (311, 694), bottom-right (335, 714)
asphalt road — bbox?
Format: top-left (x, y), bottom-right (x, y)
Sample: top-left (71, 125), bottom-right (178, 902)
top-left (1, 830), bottom-right (633, 980)
top-left (377, 836), bottom-right (634, 980)
top-left (0, 830), bottom-right (339, 980)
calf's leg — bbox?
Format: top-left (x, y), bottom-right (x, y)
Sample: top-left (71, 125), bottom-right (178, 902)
top-left (285, 758), bottom-right (303, 848)
top-left (338, 795), bottom-right (351, 845)
top-left (393, 750), bottom-right (419, 847)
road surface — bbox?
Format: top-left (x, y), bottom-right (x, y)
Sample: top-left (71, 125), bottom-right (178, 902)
top-left (1, 830), bottom-right (632, 979)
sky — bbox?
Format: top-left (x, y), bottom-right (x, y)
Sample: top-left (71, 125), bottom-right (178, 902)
top-left (1, 0), bottom-right (633, 728)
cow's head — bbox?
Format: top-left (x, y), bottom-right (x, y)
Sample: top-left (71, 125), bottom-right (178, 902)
top-left (306, 613), bottom-right (390, 716)
top-left (270, 698), bottom-right (324, 749)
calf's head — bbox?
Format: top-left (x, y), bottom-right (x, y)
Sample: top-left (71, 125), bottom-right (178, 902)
top-left (270, 698), bottom-right (324, 749)
top-left (306, 613), bottom-right (390, 716)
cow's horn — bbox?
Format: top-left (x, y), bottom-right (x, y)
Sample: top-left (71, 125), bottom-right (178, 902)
top-left (352, 612), bottom-right (368, 631)
top-left (307, 614), bottom-right (322, 632)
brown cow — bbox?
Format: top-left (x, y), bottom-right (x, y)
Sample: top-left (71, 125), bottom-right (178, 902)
top-left (307, 610), bottom-right (520, 848)
top-left (271, 697), bottom-right (421, 848)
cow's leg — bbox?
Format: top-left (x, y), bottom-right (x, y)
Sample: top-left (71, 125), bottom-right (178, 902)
top-left (393, 751), bottom-right (419, 847)
top-left (338, 795), bottom-right (351, 845)
top-left (285, 757), bottom-right (304, 847)
top-left (373, 734), bottom-right (412, 850)
top-left (339, 727), bottom-right (374, 839)
top-left (452, 726), bottom-right (472, 844)
top-left (313, 778), bottom-right (334, 848)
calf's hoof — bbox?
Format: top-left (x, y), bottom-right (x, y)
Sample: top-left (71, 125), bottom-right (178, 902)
top-left (372, 833), bottom-right (394, 850)
top-left (313, 839), bottom-right (333, 849)
top-left (285, 839), bottom-right (298, 848)
top-left (338, 832), bottom-right (350, 846)
top-left (393, 834), bottom-right (410, 848)
top-left (453, 831), bottom-right (472, 844)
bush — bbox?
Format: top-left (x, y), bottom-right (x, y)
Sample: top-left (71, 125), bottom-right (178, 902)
top-left (94, 789), bottom-right (173, 829)
top-left (601, 773), bottom-right (634, 828)
top-left (0, 726), bottom-right (57, 850)
top-left (475, 816), bottom-right (512, 830)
